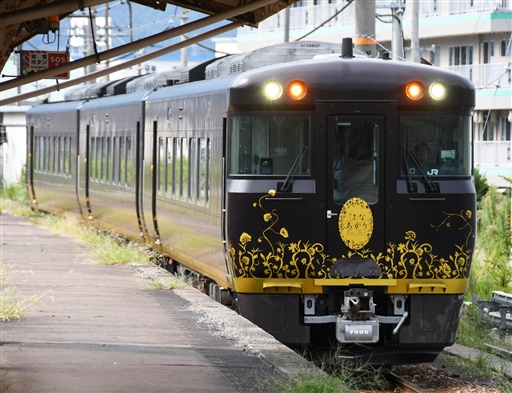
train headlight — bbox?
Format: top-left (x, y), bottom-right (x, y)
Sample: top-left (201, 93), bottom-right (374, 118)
top-left (405, 81), bottom-right (425, 100)
top-left (264, 81), bottom-right (283, 100)
top-left (429, 82), bottom-right (447, 101)
top-left (288, 80), bottom-right (307, 100)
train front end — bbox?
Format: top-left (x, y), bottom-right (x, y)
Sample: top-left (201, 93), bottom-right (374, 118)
top-left (225, 55), bottom-right (476, 364)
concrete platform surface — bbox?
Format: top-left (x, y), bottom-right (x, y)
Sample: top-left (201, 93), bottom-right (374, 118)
top-left (0, 213), bottom-right (320, 393)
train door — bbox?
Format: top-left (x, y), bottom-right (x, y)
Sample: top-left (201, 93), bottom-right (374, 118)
top-left (320, 103), bottom-right (390, 275)
top-left (141, 120), bottom-right (160, 244)
top-left (135, 121), bottom-right (147, 238)
top-left (77, 124), bottom-right (91, 218)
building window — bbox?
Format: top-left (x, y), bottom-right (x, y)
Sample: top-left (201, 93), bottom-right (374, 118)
top-left (501, 40), bottom-right (511, 57)
top-left (449, 46), bottom-right (473, 66)
top-left (483, 41), bottom-right (494, 64)
top-left (500, 116), bottom-right (511, 141)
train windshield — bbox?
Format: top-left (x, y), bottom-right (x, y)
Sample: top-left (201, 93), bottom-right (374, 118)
top-left (229, 115), bottom-right (310, 176)
top-left (401, 115), bottom-right (472, 177)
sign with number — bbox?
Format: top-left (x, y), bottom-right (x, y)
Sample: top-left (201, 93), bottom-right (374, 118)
top-left (20, 50), bottom-right (69, 79)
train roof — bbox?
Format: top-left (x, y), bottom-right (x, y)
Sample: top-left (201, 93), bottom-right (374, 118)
top-left (79, 89), bottom-right (152, 111)
top-left (26, 99), bottom-right (87, 115)
top-left (60, 41), bottom-right (345, 101)
top-left (205, 41), bottom-right (342, 79)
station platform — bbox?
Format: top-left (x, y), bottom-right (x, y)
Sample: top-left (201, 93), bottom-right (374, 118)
top-left (0, 213), bottom-right (320, 393)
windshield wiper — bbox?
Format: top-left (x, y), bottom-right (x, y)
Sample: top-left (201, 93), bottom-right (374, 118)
top-left (406, 148), bottom-right (439, 193)
top-left (402, 145), bottom-right (415, 193)
top-left (280, 145), bottom-right (308, 192)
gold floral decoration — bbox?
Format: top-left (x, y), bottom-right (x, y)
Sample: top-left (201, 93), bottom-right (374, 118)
top-left (230, 192), bottom-right (474, 280)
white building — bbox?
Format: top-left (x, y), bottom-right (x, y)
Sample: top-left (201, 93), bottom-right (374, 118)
top-left (236, 0), bottom-right (512, 188)
top-left (0, 105), bottom-right (30, 185)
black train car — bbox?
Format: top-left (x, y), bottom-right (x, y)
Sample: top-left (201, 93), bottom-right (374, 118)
top-left (27, 40), bottom-right (476, 364)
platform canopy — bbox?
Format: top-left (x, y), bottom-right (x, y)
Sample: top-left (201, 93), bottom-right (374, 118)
top-left (0, 0), bottom-right (296, 102)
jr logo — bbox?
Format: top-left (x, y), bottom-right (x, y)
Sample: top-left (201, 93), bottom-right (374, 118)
top-left (427, 169), bottom-right (439, 176)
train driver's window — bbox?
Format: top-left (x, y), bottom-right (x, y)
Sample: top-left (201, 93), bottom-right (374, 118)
top-left (229, 115), bottom-right (311, 176)
top-left (401, 115), bottom-right (472, 177)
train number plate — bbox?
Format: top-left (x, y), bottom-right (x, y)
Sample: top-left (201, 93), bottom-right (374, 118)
top-left (336, 319), bottom-right (379, 343)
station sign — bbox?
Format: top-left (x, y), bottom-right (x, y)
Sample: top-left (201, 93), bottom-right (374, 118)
top-left (20, 50), bottom-right (70, 79)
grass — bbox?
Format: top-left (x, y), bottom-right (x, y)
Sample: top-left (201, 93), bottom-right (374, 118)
top-left (441, 351), bottom-right (512, 392)
top-left (148, 275), bottom-right (190, 290)
top-left (275, 373), bottom-right (349, 393)
top-left (268, 346), bottom-right (390, 393)
top-left (454, 304), bottom-right (512, 392)
top-left (33, 213), bottom-right (156, 266)
top-left (0, 263), bottom-right (53, 321)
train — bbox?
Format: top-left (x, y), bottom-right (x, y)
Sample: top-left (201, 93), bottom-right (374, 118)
top-left (26, 39), bottom-right (476, 365)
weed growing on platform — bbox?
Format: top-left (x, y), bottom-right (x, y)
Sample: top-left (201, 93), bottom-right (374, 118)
top-left (0, 264), bottom-right (49, 321)
top-left (149, 275), bottom-right (189, 290)
top-left (35, 214), bottom-right (155, 266)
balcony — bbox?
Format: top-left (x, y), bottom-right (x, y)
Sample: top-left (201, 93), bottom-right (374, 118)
top-left (445, 63), bottom-right (511, 90)
top-left (238, 0), bottom-right (512, 39)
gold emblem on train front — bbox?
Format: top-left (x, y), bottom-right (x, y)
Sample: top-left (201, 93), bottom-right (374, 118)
top-left (338, 197), bottom-right (374, 250)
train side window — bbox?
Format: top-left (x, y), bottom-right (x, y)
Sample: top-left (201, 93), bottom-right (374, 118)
top-left (181, 137), bottom-right (188, 201)
top-left (59, 136), bottom-right (64, 176)
top-left (158, 137), bottom-right (164, 195)
top-left (198, 137), bottom-right (210, 206)
top-left (89, 137), bottom-right (93, 180)
top-left (64, 136), bottom-right (71, 176)
top-left (189, 137), bottom-right (197, 204)
top-left (34, 136), bottom-right (40, 172)
top-left (106, 137), bottom-right (111, 183)
top-left (113, 137), bottom-right (118, 185)
top-left (46, 136), bottom-right (50, 173)
top-left (36, 136), bottom-right (41, 172)
top-left (56, 137), bottom-right (60, 175)
top-left (174, 138), bottom-right (181, 199)
top-left (119, 137), bottom-right (125, 186)
top-left (229, 114), bottom-right (311, 176)
top-left (101, 137), bottom-right (106, 183)
top-left (49, 137), bottom-right (53, 174)
top-left (98, 137), bottom-right (102, 182)
top-left (166, 137), bottom-right (173, 197)
top-left (126, 136), bottom-right (132, 187)
top-left (50, 136), bottom-right (56, 174)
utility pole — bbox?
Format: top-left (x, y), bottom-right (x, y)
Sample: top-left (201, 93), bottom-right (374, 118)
top-left (355, 0), bottom-right (376, 57)
top-left (391, 0), bottom-right (405, 60)
top-left (283, 6), bottom-right (290, 43)
top-left (411, 0), bottom-right (421, 63)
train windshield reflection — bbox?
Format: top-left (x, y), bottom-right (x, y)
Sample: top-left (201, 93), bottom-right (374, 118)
top-left (229, 115), bottom-right (311, 176)
top-left (401, 115), bottom-right (472, 177)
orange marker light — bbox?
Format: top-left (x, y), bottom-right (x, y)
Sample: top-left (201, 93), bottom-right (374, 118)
top-left (405, 81), bottom-right (425, 100)
top-left (288, 80), bottom-right (307, 100)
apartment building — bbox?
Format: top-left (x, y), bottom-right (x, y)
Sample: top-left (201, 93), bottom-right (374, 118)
top-left (236, 0), bottom-right (512, 188)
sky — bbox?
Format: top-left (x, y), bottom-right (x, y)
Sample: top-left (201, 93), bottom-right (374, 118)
top-left (21, 2), bottom-right (236, 63)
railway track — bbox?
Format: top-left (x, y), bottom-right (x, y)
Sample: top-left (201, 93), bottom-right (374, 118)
top-left (387, 372), bottom-right (429, 393)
